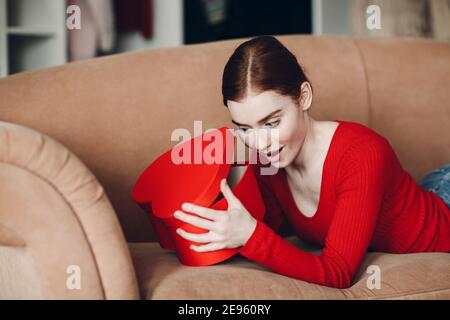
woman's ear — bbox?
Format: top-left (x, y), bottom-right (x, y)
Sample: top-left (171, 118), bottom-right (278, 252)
top-left (298, 82), bottom-right (313, 111)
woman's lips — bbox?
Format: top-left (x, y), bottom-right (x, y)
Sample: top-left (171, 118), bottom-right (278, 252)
top-left (266, 146), bottom-right (285, 158)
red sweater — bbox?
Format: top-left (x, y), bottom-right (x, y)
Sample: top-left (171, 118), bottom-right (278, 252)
top-left (238, 120), bottom-right (450, 289)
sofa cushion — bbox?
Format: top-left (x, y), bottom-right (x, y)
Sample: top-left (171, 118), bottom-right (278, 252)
top-left (129, 237), bottom-right (450, 300)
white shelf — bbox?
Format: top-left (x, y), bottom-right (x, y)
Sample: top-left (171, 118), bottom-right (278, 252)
top-left (7, 0), bottom-right (62, 29)
top-left (0, 0), bottom-right (67, 77)
top-left (0, 0), bottom-right (8, 76)
top-left (8, 26), bottom-right (59, 36)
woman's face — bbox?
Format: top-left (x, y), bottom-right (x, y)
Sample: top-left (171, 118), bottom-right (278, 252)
top-left (227, 83), bottom-right (312, 168)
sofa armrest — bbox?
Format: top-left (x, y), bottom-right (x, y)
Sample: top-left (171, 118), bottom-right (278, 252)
top-left (0, 121), bottom-right (139, 299)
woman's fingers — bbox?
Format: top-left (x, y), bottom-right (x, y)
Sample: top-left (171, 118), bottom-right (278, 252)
top-left (220, 179), bottom-right (241, 207)
top-left (181, 202), bottom-right (223, 220)
top-left (176, 229), bottom-right (221, 244)
top-left (174, 210), bottom-right (218, 231)
top-left (191, 242), bottom-right (225, 253)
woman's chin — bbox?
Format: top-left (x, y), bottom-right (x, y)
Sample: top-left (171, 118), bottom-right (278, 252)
top-left (268, 156), bottom-right (287, 169)
top-left (263, 148), bottom-right (290, 169)
top-left (271, 147), bottom-right (291, 168)
top-left (277, 160), bottom-right (289, 169)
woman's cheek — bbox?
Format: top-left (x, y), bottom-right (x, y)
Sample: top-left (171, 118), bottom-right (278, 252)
top-left (277, 121), bottom-right (295, 147)
top-left (279, 120), bottom-right (304, 158)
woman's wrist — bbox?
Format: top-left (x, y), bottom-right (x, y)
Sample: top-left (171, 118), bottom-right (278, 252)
top-left (242, 217), bottom-right (258, 247)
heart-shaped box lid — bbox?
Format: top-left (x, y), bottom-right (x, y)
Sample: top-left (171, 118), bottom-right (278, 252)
top-left (132, 127), bottom-right (236, 223)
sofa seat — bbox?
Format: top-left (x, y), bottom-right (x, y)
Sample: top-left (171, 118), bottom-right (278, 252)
top-left (129, 237), bottom-right (450, 300)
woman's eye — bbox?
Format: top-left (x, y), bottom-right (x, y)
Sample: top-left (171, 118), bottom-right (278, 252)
top-left (265, 119), bottom-right (280, 128)
top-left (238, 127), bottom-right (249, 133)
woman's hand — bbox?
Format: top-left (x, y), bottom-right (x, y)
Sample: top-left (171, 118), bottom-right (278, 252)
top-left (173, 178), bottom-right (257, 252)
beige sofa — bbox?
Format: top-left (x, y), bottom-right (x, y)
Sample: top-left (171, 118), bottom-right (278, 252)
top-left (0, 35), bottom-right (449, 300)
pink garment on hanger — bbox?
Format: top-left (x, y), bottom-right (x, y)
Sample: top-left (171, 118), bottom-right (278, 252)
top-left (68, 0), bottom-right (115, 61)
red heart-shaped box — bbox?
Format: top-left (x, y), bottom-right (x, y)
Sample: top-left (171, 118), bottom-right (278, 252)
top-left (132, 127), bottom-right (266, 266)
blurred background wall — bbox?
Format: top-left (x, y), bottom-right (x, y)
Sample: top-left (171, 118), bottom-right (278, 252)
top-left (0, 0), bottom-right (449, 77)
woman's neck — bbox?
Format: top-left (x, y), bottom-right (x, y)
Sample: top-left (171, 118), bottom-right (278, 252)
top-left (289, 116), bottom-right (325, 175)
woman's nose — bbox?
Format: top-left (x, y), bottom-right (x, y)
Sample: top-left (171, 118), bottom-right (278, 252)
top-left (248, 129), bottom-right (271, 152)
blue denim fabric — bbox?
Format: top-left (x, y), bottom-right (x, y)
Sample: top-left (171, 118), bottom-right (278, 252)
top-left (419, 163), bottom-right (450, 209)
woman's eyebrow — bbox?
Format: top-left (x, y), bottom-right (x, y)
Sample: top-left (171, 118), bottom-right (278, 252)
top-left (231, 109), bottom-right (282, 127)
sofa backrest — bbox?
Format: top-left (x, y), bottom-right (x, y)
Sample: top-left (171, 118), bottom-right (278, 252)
top-left (0, 35), bottom-right (449, 242)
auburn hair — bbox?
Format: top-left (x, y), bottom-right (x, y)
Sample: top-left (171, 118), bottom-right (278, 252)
top-left (222, 35), bottom-right (311, 107)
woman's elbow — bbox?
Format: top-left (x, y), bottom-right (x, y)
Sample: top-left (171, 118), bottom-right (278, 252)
top-left (323, 269), bottom-right (354, 289)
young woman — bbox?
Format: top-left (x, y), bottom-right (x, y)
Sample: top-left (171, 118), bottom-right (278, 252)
top-left (173, 35), bottom-right (450, 289)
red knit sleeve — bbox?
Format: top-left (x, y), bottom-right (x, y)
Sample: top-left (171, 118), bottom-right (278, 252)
top-left (239, 139), bottom-right (389, 288)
